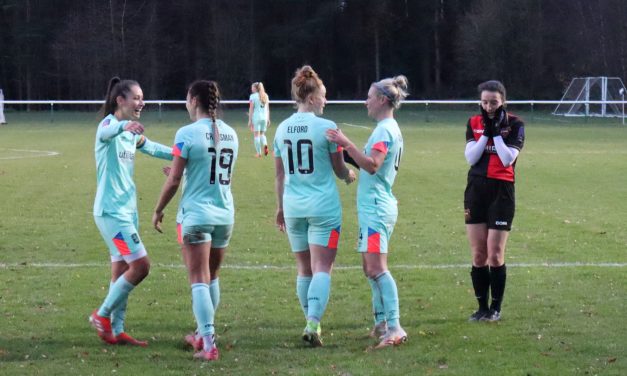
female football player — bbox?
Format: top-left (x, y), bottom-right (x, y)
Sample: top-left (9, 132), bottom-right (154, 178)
top-left (463, 80), bottom-right (525, 322)
top-left (90, 77), bottom-right (172, 346)
top-left (326, 75), bottom-right (408, 349)
top-left (248, 82), bottom-right (271, 157)
top-left (153, 80), bottom-right (238, 361)
top-left (274, 65), bottom-right (355, 347)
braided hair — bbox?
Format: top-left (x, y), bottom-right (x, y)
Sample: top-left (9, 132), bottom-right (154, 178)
top-left (188, 80), bottom-right (221, 145)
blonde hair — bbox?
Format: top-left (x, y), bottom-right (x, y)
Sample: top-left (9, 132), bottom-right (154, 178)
top-left (253, 82), bottom-right (269, 106)
top-left (372, 75), bottom-right (409, 109)
top-left (291, 65), bottom-right (324, 104)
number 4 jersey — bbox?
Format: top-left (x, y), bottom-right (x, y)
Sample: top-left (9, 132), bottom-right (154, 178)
top-left (172, 118), bottom-right (238, 226)
top-left (273, 112), bottom-right (342, 218)
top-left (357, 118), bottom-right (403, 217)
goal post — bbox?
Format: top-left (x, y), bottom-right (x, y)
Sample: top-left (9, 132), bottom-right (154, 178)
top-left (553, 77), bottom-right (627, 117)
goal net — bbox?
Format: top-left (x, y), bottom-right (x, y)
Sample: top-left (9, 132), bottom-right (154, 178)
top-left (553, 77), bottom-right (626, 117)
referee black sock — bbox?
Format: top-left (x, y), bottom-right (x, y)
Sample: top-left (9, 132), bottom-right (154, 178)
top-left (470, 266), bottom-right (490, 311)
top-left (489, 264), bottom-right (507, 312)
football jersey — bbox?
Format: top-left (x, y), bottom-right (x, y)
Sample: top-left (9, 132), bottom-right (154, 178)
top-left (173, 118), bottom-right (238, 225)
top-left (273, 112), bottom-right (341, 218)
top-left (465, 113), bottom-right (525, 182)
top-left (93, 114), bottom-right (141, 217)
top-left (357, 118), bottom-right (403, 217)
top-left (249, 92), bottom-right (268, 123)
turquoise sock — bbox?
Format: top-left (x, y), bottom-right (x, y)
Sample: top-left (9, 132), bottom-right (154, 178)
top-left (209, 278), bottom-right (220, 312)
top-left (97, 275), bottom-right (134, 318)
top-left (254, 137), bottom-right (261, 154)
top-left (376, 271), bottom-right (400, 329)
top-left (191, 283), bottom-right (215, 337)
top-left (307, 272), bottom-right (331, 322)
top-left (109, 280), bottom-right (128, 336)
top-left (368, 277), bottom-right (386, 325)
top-left (296, 275), bottom-right (312, 318)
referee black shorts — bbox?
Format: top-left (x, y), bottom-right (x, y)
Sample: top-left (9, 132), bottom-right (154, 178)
top-left (464, 175), bottom-right (515, 231)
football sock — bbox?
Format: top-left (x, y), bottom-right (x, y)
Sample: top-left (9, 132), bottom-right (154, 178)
top-left (109, 280), bottom-right (128, 336)
top-left (191, 283), bottom-right (215, 338)
top-left (471, 266), bottom-right (490, 311)
top-left (375, 271), bottom-right (400, 329)
top-left (209, 278), bottom-right (220, 312)
top-left (489, 264), bottom-right (507, 312)
top-left (307, 272), bottom-right (331, 322)
top-left (97, 275), bottom-right (134, 318)
top-left (254, 137), bottom-right (261, 154)
top-left (260, 134), bottom-right (267, 147)
top-left (367, 277), bottom-right (386, 324)
top-left (296, 275), bottom-right (313, 318)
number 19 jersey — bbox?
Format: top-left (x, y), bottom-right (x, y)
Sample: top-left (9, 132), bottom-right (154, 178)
top-left (273, 112), bottom-right (341, 218)
top-left (172, 118), bottom-right (238, 226)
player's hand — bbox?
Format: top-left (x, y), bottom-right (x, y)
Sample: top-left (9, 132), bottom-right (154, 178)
top-left (124, 121), bottom-right (144, 135)
top-left (492, 106), bottom-right (507, 137)
top-left (162, 166), bottom-right (171, 176)
top-left (480, 107), bottom-right (493, 138)
top-left (152, 210), bottom-right (164, 233)
top-left (275, 208), bottom-right (286, 232)
top-left (326, 128), bottom-right (350, 148)
top-left (344, 169), bottom-right (356, 185)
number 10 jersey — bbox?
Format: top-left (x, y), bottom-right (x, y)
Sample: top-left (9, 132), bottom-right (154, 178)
top-left (273, 112), bottom-right (342, 218)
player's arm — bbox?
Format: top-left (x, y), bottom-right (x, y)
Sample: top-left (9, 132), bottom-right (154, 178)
top-left (153, 155), bottom-right (186, 233)
top-left (330, 149), bottom-right (356, 184)
top-left (137, 135), bottom-right (173, 160)
top-left (266, 102), bottom-right (271, 128)
top-left (326, 129), bottom-right (385, 175)
top-left (491, 136), bottom-right (519, 167)
top-left (248, 101), bottom-right (254, 129)
top-left (464, 136), bottom-right (489, 165)
top-left (274, 156), bottom-right (286, 232)
top-left (98, 120), bottom-right (144, 142)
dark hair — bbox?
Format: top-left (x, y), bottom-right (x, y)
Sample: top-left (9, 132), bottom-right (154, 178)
top-left (188, 80), bottom-right (221, 144)
top-left (99, 77), bottom-right (140, 117)
top-left (477, 80), bottom-right (507, 103)
top-left (291, 65), bottom-right (323, 103)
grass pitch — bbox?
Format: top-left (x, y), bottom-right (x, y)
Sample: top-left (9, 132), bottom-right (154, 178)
top-left (0, 107), bottom-right (625, 375)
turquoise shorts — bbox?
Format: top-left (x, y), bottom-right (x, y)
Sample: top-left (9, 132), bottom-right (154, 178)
top-left (181, 223), bottom-right (233, 247)
top-left (285, 216), bottom-right (341, 252)
top-left (357, 213), bottom-right (396, 254)
top-left (253, 118), bottom-right (267, 132)
top-left (94, 213), bottom-right (147, 263)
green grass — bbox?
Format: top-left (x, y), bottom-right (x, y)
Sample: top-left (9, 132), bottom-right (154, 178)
top-left (0, 108), bottom-right (625, 375)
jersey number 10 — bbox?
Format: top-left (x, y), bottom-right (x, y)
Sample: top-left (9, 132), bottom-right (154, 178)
top-left (284, 139), bottom-right (314, 174)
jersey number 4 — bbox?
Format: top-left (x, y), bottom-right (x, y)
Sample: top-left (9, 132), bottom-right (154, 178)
top-left (207, 147), bottom-right (234, 185)
top-left (284, 139), bottom-right (314, 174)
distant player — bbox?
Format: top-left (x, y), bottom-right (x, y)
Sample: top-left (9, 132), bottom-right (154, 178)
top-left (248, 82), bottom-right (271, 157)
top-left (153, 80), bottom-right (238, 361)
top-left (463, 80), bottom-right (525, 322)
top-left (90, 77), bottom-right (173, 346)
top-left (326, 75), bottom-right (409, 349)
top-left (274, 65), bottom-right (355, 347)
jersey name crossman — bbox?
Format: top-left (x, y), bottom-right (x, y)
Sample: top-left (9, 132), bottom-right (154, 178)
top-left (465, 114), bottom-right (525, 182)
top-left (173, 118), bottom-right (239, 225)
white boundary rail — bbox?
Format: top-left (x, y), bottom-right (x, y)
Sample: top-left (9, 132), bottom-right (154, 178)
top-left (1, 99), bottom-right (626, 122)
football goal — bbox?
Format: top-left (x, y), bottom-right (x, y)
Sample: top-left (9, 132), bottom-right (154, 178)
top-left (553, 77), bottom-right (626, 117)
top-left (0, 89), bottom-right (6, 124)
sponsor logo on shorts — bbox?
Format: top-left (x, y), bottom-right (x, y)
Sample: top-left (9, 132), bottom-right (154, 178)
top-left (131, 233), bottom-right (140, 244)
top-left (495, 221), bottom-right (508, 226)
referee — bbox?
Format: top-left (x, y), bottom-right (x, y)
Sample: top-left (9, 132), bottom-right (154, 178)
top-left (463, 80), bottom-right (525, 322)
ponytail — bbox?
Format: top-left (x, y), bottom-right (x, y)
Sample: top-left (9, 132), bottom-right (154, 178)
top-left (99, 77), bottom-right (140, 117)
top-left (188, 80), bottom-right (221, 146)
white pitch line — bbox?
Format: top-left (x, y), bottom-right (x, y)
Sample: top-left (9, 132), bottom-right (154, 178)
top-left (0, 148), bottom-right (60, 160)
top-left (0, 262), bottom-right (625, 270)
top-left (340, 122), bottom-right (371, 130)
